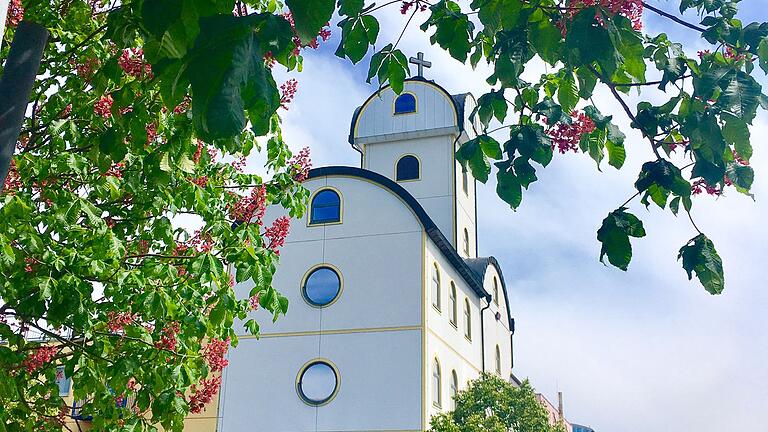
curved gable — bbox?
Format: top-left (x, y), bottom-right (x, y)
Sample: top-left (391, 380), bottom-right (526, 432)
top-left (308, 166), bottom-right (489, 300)
top-left (349, 78), bottom-right (462, 145)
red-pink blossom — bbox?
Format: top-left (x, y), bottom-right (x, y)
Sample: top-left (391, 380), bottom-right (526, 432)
top-left (155, 322), bottom-right (180, 351)
top-left (190, 176), bottom-right (208, 188)
top-left (202, 338), bottom-right (230, 372)
top-left (173, 96), bottom-right (191, 114)
top-left (280, 79), bottom-right (298, 110)
top-left (3, 160), bottom-right (22, 195)
top-left (249, 294), bottom-right (261, 311)
top-left (546, 111), bottom-right (596, 154)
top-left (188, 376), bottom-right (221, 414)
top-left (6, 0), bottom-right (24, 27)
top-left (107, 311), bottom-right (136, 333)
top-left (264, 216), bottom-right (290, 254)
top-left (103, 162), bottom-right (125, 178)
top-left (228, 185), bottom-right (267, 224)
top-left (94, 95), bottom-right (114, 119)
top-left (22, 346), bottom-right (58, 374)
top-left (118, 48), bottom-right (153, 79)
top-left (288, 147), bottom-right (312, 182)
top-left (231, 155), bottom-right (247, 172)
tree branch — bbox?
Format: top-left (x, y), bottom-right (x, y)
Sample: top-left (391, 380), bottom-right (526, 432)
top-left (642, 2), bottom-right (706, 33)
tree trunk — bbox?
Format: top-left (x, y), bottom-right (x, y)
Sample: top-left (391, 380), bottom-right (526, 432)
top-left (0, 20), bottom-right (48, 192)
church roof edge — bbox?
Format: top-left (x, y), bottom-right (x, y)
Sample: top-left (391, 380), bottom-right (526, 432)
top-left (307, 165), bottom-right (491, 301)
top-left (464, 257), bottom-right (514, 330)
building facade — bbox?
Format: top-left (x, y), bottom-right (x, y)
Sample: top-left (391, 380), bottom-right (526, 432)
top-left (217, 78), bottom-right (516, 431)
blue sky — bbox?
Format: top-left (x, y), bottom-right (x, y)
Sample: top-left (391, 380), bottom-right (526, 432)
top-left (264, 2), bottom-right (767, 430)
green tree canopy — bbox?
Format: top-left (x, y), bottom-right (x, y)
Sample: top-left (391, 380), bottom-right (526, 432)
top-left (430, 374), bottom-right (566, 432)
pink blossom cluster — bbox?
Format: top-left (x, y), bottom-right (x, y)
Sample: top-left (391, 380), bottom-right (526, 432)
top-left (94, 95), bottom-right (113, 118)
top-left (249, 294), bottom-right (260, 311)
top-left (3, 160), bottom-right (22, 195)
top-left (400, 0), bottom-right (429, 14)
top-left (280, 78), bottom-right (299, 109)
top-left (202, 338), bottom-right (230, 372)
top-left (154, 322), bottom-right (180, 351)
top-left (184, 229), bottom-right (215, 253)
top-left (188, 376), bottom-right (222, 414)
top-left (73, 57), bottom-right (100, 81)
top-left (546, 111), bottom-right (596, 154)
top-left (264, 216), bottom-right (290, 254)
top-left (22, 346), bottom-right (58, 374)
top-left (288, 147), bottom-right (312, 182)
top-left (228, 185), bottom-right (267, 224)
top-left (193, 140), bottom-right (205, 164)
top-left (282, 12), bottom-right (331, 53)
top-left (189, 176), bottom-right (208, 188)
top-left (24, 257), bottom-right (35, 273)
top-left (264, 52), bottom-right (276, 68)
top-left (6, 0), bottom-right (23, 27)
top-left (107, 311), bottom-right (136, 333)
top-left (103, 162), bottom-right (125, 178)
top-left (691, 179), bottom-right (721, 196)
top-left (173, 96), bottom-right (192, 114)
top-left (146, 123), bottom-right (158, 144)
top-left (562, 0), bottom-right (643, 34)
top-left (118, 48), bottom-right (153, 79)
top-left (231, 155), bottom-right (247, 172)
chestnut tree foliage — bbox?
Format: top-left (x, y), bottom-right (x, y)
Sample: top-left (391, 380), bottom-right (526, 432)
top-left (0, 0), bottom-right (766, 429)
top-left (429, 374), bottom-right (566, 432)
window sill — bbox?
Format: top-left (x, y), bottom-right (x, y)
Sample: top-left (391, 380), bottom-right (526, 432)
top-left (464, 335), bottom-right (472, 343)
top-left (432, 305), bottom-right (442, 314)
top-left (449, 321), bottom-right (457, 329)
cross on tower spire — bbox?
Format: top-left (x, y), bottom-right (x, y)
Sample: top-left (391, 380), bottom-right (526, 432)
top-left (409, 52), bottom-right (432, 77)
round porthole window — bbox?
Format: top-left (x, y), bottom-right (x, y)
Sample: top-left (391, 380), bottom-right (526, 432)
top-left (297, 361), bottom-right (339, 405)
top-left (302, 266), bottom-right (341, 307)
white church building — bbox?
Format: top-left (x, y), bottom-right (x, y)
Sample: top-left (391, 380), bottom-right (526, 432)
top-left (219, 70), bottom-right (516, 432)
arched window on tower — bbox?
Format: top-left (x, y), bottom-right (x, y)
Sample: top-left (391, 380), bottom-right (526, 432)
top-left (394, 93), bottom-right (416, 114)
top-left (463, 228), bottom-right (470, 256)
top-left (396, 155), bottom-right (420, 181)
top-left (462, 168), bottom-right (469, 195)
top-left (310, 189), bottom-right (341, 225)
top-left (432, 358), bottom-right (442, 408)
top-left (450, 370), bottom-right (458, 410)
top-left (449, 282), bottom-right (457, 327)
top-left (495, 345), bottom-right (502, 375)
top-left (431, 264), bottom-right (441, 311)
top-left (493, 277), bottom-right (499, 306)
top-left (464, 299), bottom-right (472, 341)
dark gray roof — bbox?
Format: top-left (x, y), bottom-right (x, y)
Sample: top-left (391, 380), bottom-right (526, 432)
top-left (464, 257), bottom-right (514, 330)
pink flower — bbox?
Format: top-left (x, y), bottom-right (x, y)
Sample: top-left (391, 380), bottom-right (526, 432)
top-left (107, 311), bottom-right (136, 333)
top-left (188, 376), bottom-right (222, 414)
top-left (94, 95), bottom-right (114, 119)
top-left (228, 185), bottom-right (267, 224)
top-left (202, 338), bottom-right (230, 372)
top-left (545, 110), bottom-right (596, 154)
top-left (6, 0), bottom-right (24, 27)
top-left (280, 79), bottom-right (299, 110)
top-left (3, 160), bottom-right (22, 195)
top-left (264, 216), bottom-right (291, 254)
top-left (249, 294), bottom-right (260, 311)
top-left (155, 322), bottom-right (180, 351)
top-left (288, 147), bottom-right (312, 182)
top-left (118, 48), bottom-right (153, 79)
top-left (22, 346), bottom-right (58, 374)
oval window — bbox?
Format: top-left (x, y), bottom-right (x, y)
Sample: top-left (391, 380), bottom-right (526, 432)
top-left (303, 266), bottom-right (341, 306)
top-left (298, 361), bottom-right (338, 405)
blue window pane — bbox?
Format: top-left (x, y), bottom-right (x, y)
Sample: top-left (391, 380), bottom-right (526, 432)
top-left (394, 93), bottom-right (416, 114)
top-left (299, 362), bottom-right (338, 404)
top-left (304, 267), bottom-right (341, 306)
top-left (310, 190), bottom-right (340, 224)
top-left (396, 155), bottom-right (419, 181)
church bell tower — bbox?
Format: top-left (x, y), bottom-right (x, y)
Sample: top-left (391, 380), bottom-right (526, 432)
top-left (347, 53), bottom-right (480, 258)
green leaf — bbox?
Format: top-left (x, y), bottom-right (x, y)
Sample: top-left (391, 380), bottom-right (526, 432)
top-left (420, 0), bottom-right (474, 63)
top-left (722, 115), bottom-right (752, 161)
top-left (597, 208), bottom-right (646, 271)
top-left (336, 15), bottom-right (379, 64)
top-left (285, 0), bottom-right (335, 45)
top-left (456, 136), bottom-right (498, 183)
top-left (188, 14), bottom-right (289, 140)
top-left (725, 163), bottom-right (754, 194)
top-left (634, 159), bottom-right (691, 208)
top-left (605, 129), bottom-right (626, 169)
top-left (496, 163), bottom-right (522, 209)
top-left (474, 90), bottom-right (507, 128)
top-left (678, 234), bottom-right (725, 295)
top-left (529, 15), bottom-right (562, 65)
top-left (366, 44), bottom-right (409, 93)
top-left (758, 38), bottom-right (768, 74)
top-left (557, 70), bottom-right (579, 113)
